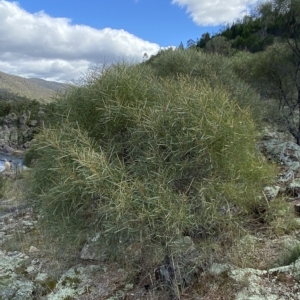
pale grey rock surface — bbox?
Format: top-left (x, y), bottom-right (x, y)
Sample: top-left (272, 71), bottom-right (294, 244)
top-left (0, 109), bottom-right (41, 154)
top-left (259, 139), bottom-right (300, 171)
top-left (208, 260), bottom-right (300, 299)
top-left (0, 250), bottom-right (34, 300)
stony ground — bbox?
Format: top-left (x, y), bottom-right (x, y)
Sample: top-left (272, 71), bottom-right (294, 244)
top-left (2, 194), bottom-right (300, 300)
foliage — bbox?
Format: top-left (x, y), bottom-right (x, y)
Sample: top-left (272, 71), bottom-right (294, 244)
top-left (0, 88), bottom-right (41, 119)
top-left (205, 36), bottom-right (233, 56)
top-left (195, 0), bottom-right (300, 57)
top-left (197, 32), bottom-right (210, 48)
top-left (197, 17), bottom-right (274, 53)
top-left (276, 244), bottom-right (300, 266)
top-left (147, 48), bottom-right (264, 120)
top-left (256, 0), bottom-right (300, 40)
top-left (0, 176), bottom-right (5, 199)
top-left (256, 0), bottom-right (300, 144)
top-left (228, 0), bottom-right (300, 144)
top-left (26, 50), bottom-right (276, 262)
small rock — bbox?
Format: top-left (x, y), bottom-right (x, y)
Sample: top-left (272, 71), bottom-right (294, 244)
top-left (288, 179), bottom-right (300, 197)
top-left (0, 144), bottom-right (15, 155)
top-left (26, 265), bottom-right (35, 274)
top-left (29, 120), bottom-right (38, 127)
top-left (29, 246), bottom-right (39, 253)
top-left (263, 185), bottom-right (280, 200)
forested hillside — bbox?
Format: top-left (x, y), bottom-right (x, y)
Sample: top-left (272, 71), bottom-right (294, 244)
top-left (0, 71), bottom-right (69, 102)
top-left (196, 0), bottom-right (300, 54)
top-left (181, 0), bottom-right (300, 145)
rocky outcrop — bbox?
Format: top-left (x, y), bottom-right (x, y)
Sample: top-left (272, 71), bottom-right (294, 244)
top-left (207, 260), bottom-right (300, 300)
top-left (0, 111), bottom-right (42, 155)
top-left (0, 205), bottom-right (132, 300)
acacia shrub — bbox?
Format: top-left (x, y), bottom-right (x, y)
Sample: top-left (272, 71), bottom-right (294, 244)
top-left (27, 60), bottom-right (275, 260)
top-left (147, 48), bottom-right (264, 120)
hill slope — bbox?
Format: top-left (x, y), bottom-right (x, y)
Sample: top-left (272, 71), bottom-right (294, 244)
top-left (0, 71), bottom-right (70, 102)
top-left (27, 77), bottom-right (70, 92)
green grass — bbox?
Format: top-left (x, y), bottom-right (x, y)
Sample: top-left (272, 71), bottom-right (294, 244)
top-left (276, 244), bottom-right (300, 266)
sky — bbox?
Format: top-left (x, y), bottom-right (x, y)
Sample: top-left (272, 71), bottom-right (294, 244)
top-left (0, 0), bottom-right (261, 82)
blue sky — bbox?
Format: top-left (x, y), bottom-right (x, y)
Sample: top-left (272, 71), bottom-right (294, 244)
top-left (15, 0), bottom-right (218, 48)
top-left (0, 0), bottom-right (261, 82)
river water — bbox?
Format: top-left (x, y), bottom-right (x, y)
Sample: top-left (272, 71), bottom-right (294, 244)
top-left (0, 153), bottom-right (23, 172)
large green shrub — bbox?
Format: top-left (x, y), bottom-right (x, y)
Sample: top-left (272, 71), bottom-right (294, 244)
top-left (27, 52), bottom-right (275, 260)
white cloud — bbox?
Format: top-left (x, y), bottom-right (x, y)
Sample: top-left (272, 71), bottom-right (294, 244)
top-left (0, 0), bottom-right (160, 81)
top-left (172, 0), bottom-right (260, 26)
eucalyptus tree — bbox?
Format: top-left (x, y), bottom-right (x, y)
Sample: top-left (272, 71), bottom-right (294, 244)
top-left (254, 0), bottom-right (300, 144)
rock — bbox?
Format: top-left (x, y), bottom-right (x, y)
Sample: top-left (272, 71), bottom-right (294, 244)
top-left (29, 120), bottom-right (38, 127)
top-left (29, 246), bottom-right (39, 253)
top-left (206, 259), bottom-right (300, 300)
top-left (156, 236), bottom-right (201, 287)
top-left (0, 107), bottom-right (43, 152)
top-left (80, 233), bottom-right (106, 261)
top-left (277, 169), bottom-right (295, 183)
top-left (288, 179), bottom-right (300, 197)
top-left (80, 242), bottom-right (103, 260)
top-left (47, 264), bottom-right (127, 300)
top-left (19, 112), bottom-right (28, 126)
top-left (2, 125), bottom-right (10, 142)
top-left (3, 113), bottom-right (18, 126)
top-left (23, 141), bottom-right (31, 149)
top-left (263, 185), bottom-right (280, 200)
top-left (260, 126), bottom-right (294, 142)
top-left (0, 144), bottom-right (14, 155)
top-left (0, 250), bottom-right (34, 300)
top-left (258, 139), bottom-right (300, 171)
top-left (35, 272), bottom-right (49, 282)
top-left (0, 139), bottom-right (6, 147)
top-left (10, 126), bottom-right (18, 146)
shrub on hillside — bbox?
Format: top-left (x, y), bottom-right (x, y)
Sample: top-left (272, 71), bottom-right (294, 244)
top-left (0, 89), bottom-right (41, 120)
top-left (26, 54), bottom-right (275, 261)
top-left (228, 45), bottom-right (300, 139)
top-left (147, 49), bottom-right (263, 118)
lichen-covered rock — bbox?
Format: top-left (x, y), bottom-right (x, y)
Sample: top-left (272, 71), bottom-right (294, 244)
top-left (0, 108), bottom-right (43, 151)
top-left (9, 127), bottom-right (18, 146)
top-left (29, 120), bottom-right (38, 127)
top-left (0, 125), bottom-right (10, 142)
top-left (259, 139), bottom-right (300, 171)
top-left (207, 258), bottom-right (300, 299)
top-left (0, 144), bottom-right (14, 155)
top-left (3, 113), bottom-right (18, 126)
top-left (19, 113), bottom-right (28, 127)
top-left (260, 126), bottom-right (295, 142)
top-left (0, 250), bottom-right (35, 300)
top-left (80, 233), bottom-right (106, 261)
top-left (47, 265), bottom-right (128, 300)
top-left (288, 179), bottom-right (300, 197)
top-left (263, 185), bottom-right (281, 200)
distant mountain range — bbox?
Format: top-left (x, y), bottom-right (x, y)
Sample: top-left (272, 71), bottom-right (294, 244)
top-left (0, 71), bottom-right (71, 102)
